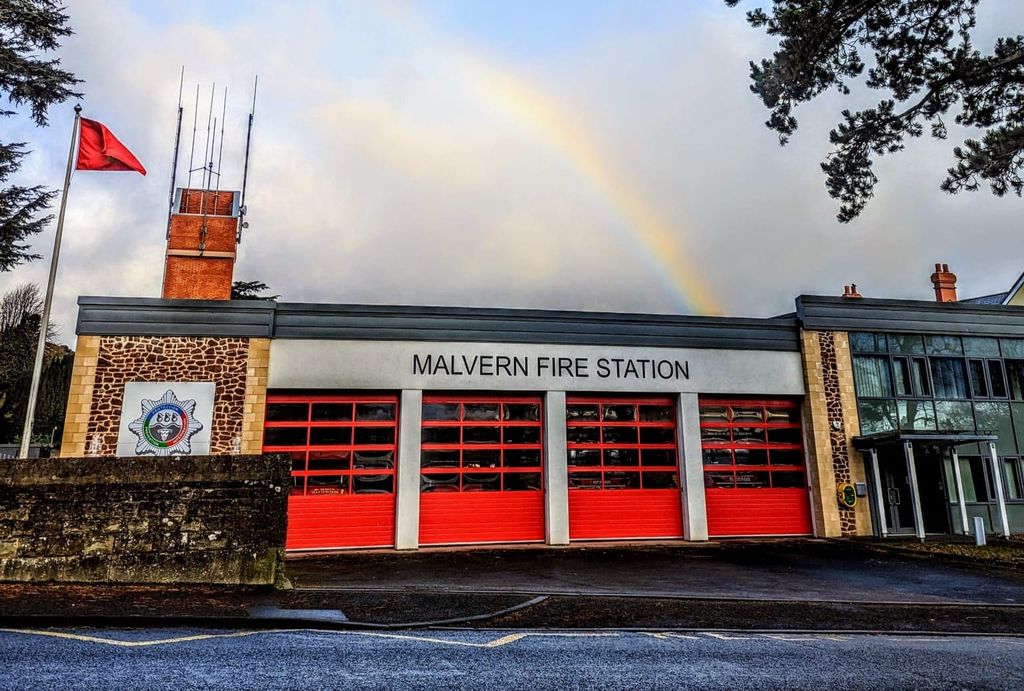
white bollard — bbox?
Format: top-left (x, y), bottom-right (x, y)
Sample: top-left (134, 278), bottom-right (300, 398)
top-left (973, 516), bottom-right (987, 547)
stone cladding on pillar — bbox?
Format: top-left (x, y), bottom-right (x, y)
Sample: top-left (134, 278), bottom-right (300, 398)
top-left (800, 330), bottom-right (873, 537)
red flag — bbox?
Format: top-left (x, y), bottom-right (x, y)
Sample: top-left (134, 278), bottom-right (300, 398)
top-left (75, 118), bottom-right (147, 175)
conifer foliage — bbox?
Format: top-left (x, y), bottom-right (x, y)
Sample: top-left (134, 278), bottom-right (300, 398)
top-left (0, 0), bottom-right (81, 269)
top-left (728, 1), bottom-right (1024, 222)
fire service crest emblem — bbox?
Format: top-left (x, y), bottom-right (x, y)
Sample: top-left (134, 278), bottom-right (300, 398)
top-left (128, 389), bottom-right (204, 456)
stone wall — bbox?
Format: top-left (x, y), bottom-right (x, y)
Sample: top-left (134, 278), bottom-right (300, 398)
top-left (61, 336), bottom-right (270, 458)
top-left (800, 330), bottom-right (872, 537)
top-left (0, 454), bottom-right (288, 585)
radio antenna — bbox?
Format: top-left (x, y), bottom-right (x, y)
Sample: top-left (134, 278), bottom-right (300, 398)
top-left (238, 75), bottom-right (257, 243)
top-left (185, 82), bottom-right (200, 193)
top-left (165, 66), bottom-right (185, 239)
top-left (214, 85), bottom-right (227, 201)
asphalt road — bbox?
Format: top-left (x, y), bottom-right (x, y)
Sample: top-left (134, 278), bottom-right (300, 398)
top-left (2, 627), bottom-right (1022, 690)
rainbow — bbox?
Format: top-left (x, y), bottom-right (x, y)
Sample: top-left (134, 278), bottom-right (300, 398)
top-left (373, 3), bottom-right (721, 315)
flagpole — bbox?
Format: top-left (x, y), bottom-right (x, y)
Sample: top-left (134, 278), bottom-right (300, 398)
top-left (19, 105), bottom-right (82, 459)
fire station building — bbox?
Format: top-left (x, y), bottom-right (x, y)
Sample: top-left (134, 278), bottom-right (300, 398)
top-left (58, 188), bottom-right (1024, 550)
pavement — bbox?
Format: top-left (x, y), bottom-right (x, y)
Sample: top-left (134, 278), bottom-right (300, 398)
top-left (3, 539), bottom-right (1024, 633)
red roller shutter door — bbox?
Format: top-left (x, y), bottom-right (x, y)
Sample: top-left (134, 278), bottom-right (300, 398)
top-left (419, 396), bottom-right (545, 546)
top-left (566, 397), bottom-right (683, 540)
top-left (700, 398), bottom-right (813, 537)
top-left (264, 394), bottom-right (399, 550)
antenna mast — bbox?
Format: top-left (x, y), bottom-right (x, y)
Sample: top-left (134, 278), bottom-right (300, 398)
top-left (165, 67), bottom-right (185, 238)
top-left (238, 75), bottom-right (258, 244)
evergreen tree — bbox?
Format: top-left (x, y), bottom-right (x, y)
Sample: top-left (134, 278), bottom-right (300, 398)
top-left (728, 1), bottom-right (1024, 222)
top-left (231, 280), bottom-right (279, 300)
top-left (0, 0), bottom-right (81, 269)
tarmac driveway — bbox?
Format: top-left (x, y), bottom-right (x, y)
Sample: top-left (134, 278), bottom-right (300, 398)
top-left (286, 539), bottom-right (1024, 605)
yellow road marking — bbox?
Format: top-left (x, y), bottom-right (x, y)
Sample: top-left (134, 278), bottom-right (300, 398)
top-left (0, 628), bottom-right (265, 648)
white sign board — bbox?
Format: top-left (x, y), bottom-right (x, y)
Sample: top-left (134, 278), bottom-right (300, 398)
top-left (116, 382), bottom-right (216, 457)
top-left (268, 340), bottom-right (805, 395)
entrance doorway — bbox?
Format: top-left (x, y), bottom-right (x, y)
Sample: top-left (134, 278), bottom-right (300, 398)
top-left (876, 444), bottom-right (951, 535)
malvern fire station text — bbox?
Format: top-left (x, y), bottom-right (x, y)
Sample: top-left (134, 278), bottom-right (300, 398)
top-left (412, 354), bottom-right (690, 380)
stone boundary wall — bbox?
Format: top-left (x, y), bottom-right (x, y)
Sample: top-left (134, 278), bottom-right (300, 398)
top-left (0, 454), bottom-right (288, 585)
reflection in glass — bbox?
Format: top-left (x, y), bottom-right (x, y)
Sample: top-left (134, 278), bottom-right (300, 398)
top-left (853, 356), bottom-right (893, 397)
top-left (355, 403), bottom-right (395, 421)
top-left (889, 334), bottom-right (925, 354)
top-left (974, 401), bottom-right (1016, 454)
top-left (265, 403), bottom-right (309, 422)
top-left (642, 472), bottom-right (678, 489)
top-left (963, 337), bottom-right (1000, 357)
top-left (857, 400), bottom-right (897, 433)
top-left (504, 404), bottom-right (540, 421)
top-left (353, 474), bottom-right (393, 494)
top-left (312, 403), bottom-right (352, 421)
top-left (567, 405), bottom-right (599, 421)
top-left (639, 405), bottom-right (674, 422)
top-left (602, 404), bottom-right (636, 421)
top-left (935, 400), bottom-right (974, 430)
top-left (704, 471), bottom-right (734, 488)
top-left (463, 450), bottom-right (500, 468)
top-left (931, 358), bottom-right (969, 399)
top-left (733, 448), bottom-right (769, 465)
top-left (463, 403), bottom-right (499, 421)
top-left (503, 426), bottom-right (541, 445)
top-left (422, 403), bottom-right (459, 421)
top-left (567, 449), bottom-right (601, 467)
top-left (603, 426), bottom-right (638, 444)
top-left (897, 400), bottom-right (936, 431)
top-left (925, 335), bottom-right (964, 356)
top-left (702, 449), bottom-right (732, 465)
top-left (354, 427), bottom-right (395, 446)
top-left (308, 451), bottom-right (350, 470)
top-left (461, 474), bottom-right (500, 492)
top-left (463, 426), bottom-right (500, 445)
top-left (421, 450), bottom-right (459, 468)
top-left (567, 426), bottom-right (600, 444)
top-left (604, 448), bottom-right (639, 466)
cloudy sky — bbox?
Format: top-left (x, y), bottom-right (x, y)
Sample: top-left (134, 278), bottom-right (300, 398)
top-left (3, 0), bottom-right (1024, 344)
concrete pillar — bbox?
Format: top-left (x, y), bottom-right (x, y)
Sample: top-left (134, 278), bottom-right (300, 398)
top-left (543, 391), bottom-right (569, 545)
top-left (988, 442), bottom-right (1010, 538)
top-left (868, 448), bottom-right (888, 538)
top-left (904, 441), bottom-right (926, 541)
top-left (394, 389), bottom-right (423, 550)
top-left (678, 393), bottom-right (708, 541)
top-left (950, 448), bottom-right (970, 536)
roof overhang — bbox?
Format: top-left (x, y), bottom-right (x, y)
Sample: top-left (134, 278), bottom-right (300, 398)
top-left (853, 430), bottom-right (997, 450)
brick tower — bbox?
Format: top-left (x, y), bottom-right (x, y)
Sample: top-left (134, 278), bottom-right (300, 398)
top-left (162, 188), bottom-right (240, 300)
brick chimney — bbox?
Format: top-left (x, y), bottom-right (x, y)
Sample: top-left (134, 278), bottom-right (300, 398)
top-left (162, 188), bottom-right (240, 300)
top-left (842, 284), bottom-right (863, 299)
top-left (930, 263), bottom-right (958, 303)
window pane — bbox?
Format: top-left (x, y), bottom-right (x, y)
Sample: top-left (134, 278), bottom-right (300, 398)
top-left (702, 449), bottom-right (732, 465)
top-left (772, 471), bottom-right (805, 488)
top-left (767, 427), bottom-right (802, 445)
top-left (968, 359), bottom-right (989, 398)
top-left (765, 406), bottom-right (798, 423)
top-left (503, 426), bottom-right (540, 445)
top-left (1012, 403), bottom-right (1024, 453)
top-left (354, 451), bottom-right (394, 469)
top-left (263, 426), bottom-right (308, 447)
top-left (639, 427), bottom-right (675, 445)
top-left (642, 472), bottom-right (678, 489)
top-left (464, 403), bottom-right (499, 421)
top-left (422, 427), bottom-right (460, 445)
top-left (893, 357), bottom-right (912, 396)
top-left (704, 471), bottom-right (734, 488)
top-left (964, 337), bottom-right (1000, 357)
top-left (642, 448), bottom-right (677, 466)
top-left (731, 406), bottom-right (764, 422)
top-left (568, 426), bottom-right (600, 444)
top-left (961, 457), bottom-right (989, 502)
top-left (354, 427), bottom-right (395, 446)
top-left (849, 332), bottom-right (886, 353)
top-left (735, 471), bottom-right (770, 488)
top-left (289, 452), bottom-right (307, 473)
top-left (974, 402), bottom-right (1016, 455)
top-left (1001, 339), bottom-right (1024, 359)
top-left (889, 334), bottom-right (925, 354)
top-left (926, 335), bottom-right (964, 356)
top-left (935, 400), bottom-right (975, 430)
top-left (310, 427), bottom-right (352, 446)
top-left (988, 360), bottom-right (1008, 398)
top-left (603, 426), bottom-right (638, 444)
top-left (266, 403), bottom-right (309, 422)
top-left (421, 474), bottom-right (460, 492)
top-left (931, 358), bottom-right (969, 399)
top-left (463, 450), bottom-right (500, 468)
top-left (423, 403), bottom-right (459, 421)
top-left (308, 451), bottom-right (350, 471)
top-left (639, 405), bottom-right (674, 422)
top-left (567, 404), bottom-right (599, 421)
top-left (422, 450), bottom-right (459, 468)
top-left (569, 472), bottom-right (602, 489)
top-left (897, 400), bottom-right (936, 431)
top-left (733, 426), bottom-right (766, 444)
top-left (1004, 459), bottom-right (1022, 500)
top-left (853, 356), bottom-right (893, 397)
top-left (603, 471), bottom-right (640, 489)
top-left (567, 449), bottom-right (600, 467)
top-left (504, 403), bottom-right (540, 421)
top-left (463, 426), bottom-right (500, 445)
top-left (1006, 361), bottom-right (1024, 400)
top-left (355, 403), bottom-right (395, 421)
top-left (699, 405), bottom-right (729, 422)
top-left (505, 449), bottom-right (541, 467)
top-left (700, 426), bottom-right (730, 443)
top-left (461, 473), bottom-right (500, 492)
top-left (604, 448), bottom-right (639, 466)
top-left (857, 400), bottom-right (897, 433)
top-left (503, 473), bottom-right (541, 491)
top-left (353, 474), bottom-right (392, 494)
top-left (312, 403), bottom-right (352, 421)
top-left (770, 449), bottom-right (804, 466)
top-left (307, 474), bottom-right (346, 495)
top-left (733, 448), bottom-right (769, 465)
top-left (602, 404), bottom-right (636, 421)
top-left (911, 358), bottom-right (931, 396)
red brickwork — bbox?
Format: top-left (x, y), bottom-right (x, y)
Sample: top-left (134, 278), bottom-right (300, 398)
top-left (86, 336), bottom-right (249, 455)
top-left (162, 256), bottom-right (234, 300)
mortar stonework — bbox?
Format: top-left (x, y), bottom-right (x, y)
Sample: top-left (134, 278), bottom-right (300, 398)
top-left (60, 336), bottom-right (101, 457)
top-left (84, 336), bottom-right (250, 456)
top-left (241, 338), bottom-right (271, 454)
